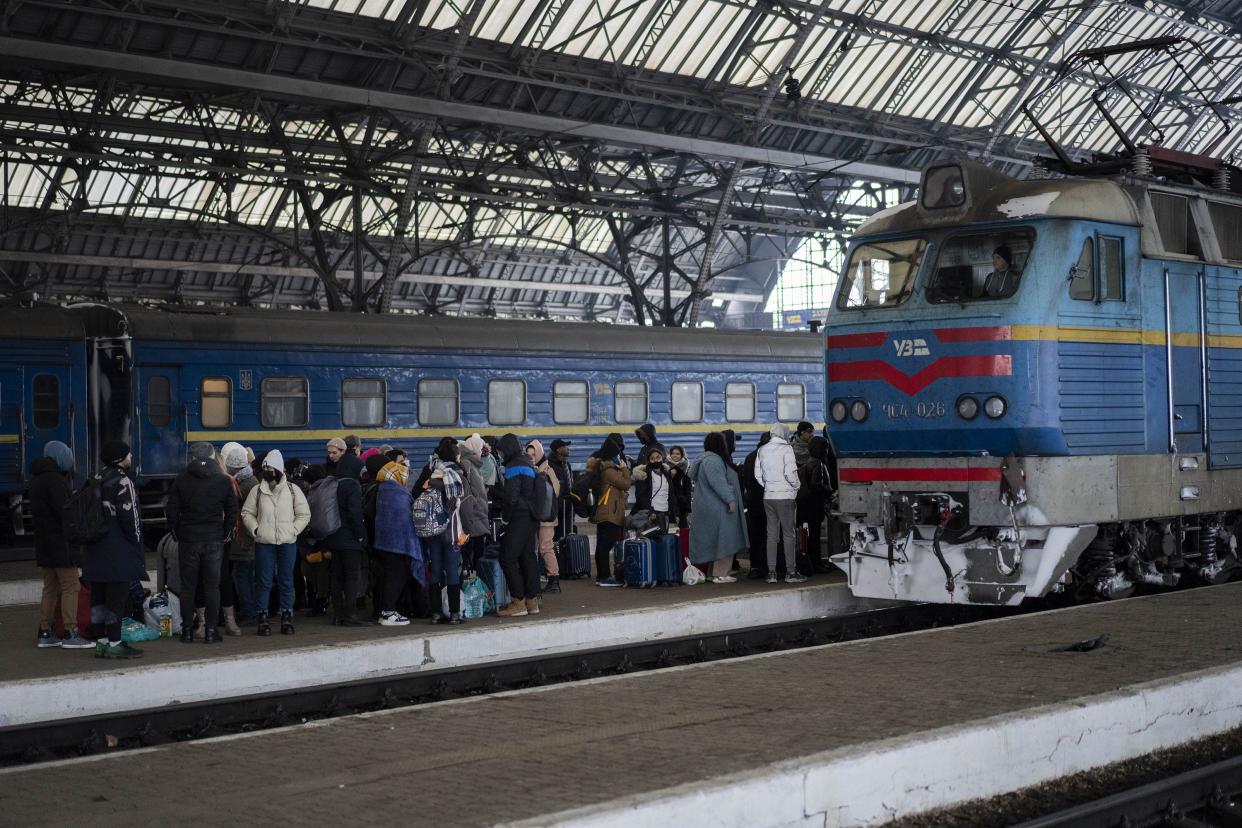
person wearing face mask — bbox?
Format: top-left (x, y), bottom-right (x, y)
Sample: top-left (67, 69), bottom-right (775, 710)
top-left (666, 445), bottom-right (693, 525)
top-left (631, 443), bottom-right (679, 534)
top-left (241, 449), bottom-right (311, 636)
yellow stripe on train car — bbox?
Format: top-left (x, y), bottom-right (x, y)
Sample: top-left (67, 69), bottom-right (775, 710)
top-left (186, 422), bottom-right (827, 444)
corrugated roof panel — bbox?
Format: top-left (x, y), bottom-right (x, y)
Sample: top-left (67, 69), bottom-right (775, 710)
top-left (645, 1), bottom-right (746, 79)
top-left (728, 13), bottom-right (797, 87)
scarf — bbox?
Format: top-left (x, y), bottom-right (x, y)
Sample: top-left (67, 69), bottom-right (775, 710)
top-left (430, 456), bottom-right (464, 498)
top-left (376, 460), bottom-right (409, 487)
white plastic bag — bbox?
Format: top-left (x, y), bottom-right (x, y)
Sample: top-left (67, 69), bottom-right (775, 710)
top-left (682, 562), bottom-right (706, 585)
top-left (144, 591), bottom-right (182, 636)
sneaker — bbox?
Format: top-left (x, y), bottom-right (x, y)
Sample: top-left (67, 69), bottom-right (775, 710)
top-left (525, 597), bottom-right (541, 615)
top-left (449, 612), bottom-right (465, 625)
top-left (711, 575), bottom-right (737, 584)
top-left (596, 577), bottom-right (623, 588)
top-left (97, 641), bottom-right (143, 659)
top-left (497, 600), bottom-right (529, 618)
top-left (378, 611), bottom-right (410, 627)
top-left (785, 573), bottom-right (808, 584)
top-left (37, 629), bottom-right (61, 648)
top-left (429, 612), bottom-right (448, 625)
top-left (545, 576), bottom-right (562, 594)
top-left (766, 573), bottom-right (778, 584)
top-left (61, 629), bottom-right (95, 649)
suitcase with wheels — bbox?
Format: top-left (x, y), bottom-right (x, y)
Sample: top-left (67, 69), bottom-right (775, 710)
top-left (558, 533), bottom-right (591, 579)
top-left (622, 538), bottom-right (656, 588)
top-left (679, 525), bottom-right (691, 563)
top-left (653, 534), bottom-right (681, 584)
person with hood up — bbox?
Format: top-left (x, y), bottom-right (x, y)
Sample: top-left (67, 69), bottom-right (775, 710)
top-left (634, 424), bottom-right (658, 455)
top-left (547, 439), bottom-right (574, 541)
top-left (631, 442), bottom-right (679, 533)
top-left (497, 433), bottom-right (541, 616)
top-left (666, 445), bottom-right (693, 523)
top-left (30, 440), bottom-right (93, 649)
top-left (457, 434), bottom-right (492, 570)
top-left (367, 453), bottom-right (420, 626)
top-left (221, 441), bottom-right (258, 629)
top-left (689, 433), bottom-right (749, 583)
top-left (526, 440), bottom-right (562, 593)
top-left (423, 438), bottom-right (469, 624)
top-left (84, 441), bottom-right (147, 659)
top-left (791, 421), bottom-right (815, 468)
top-left (587, 434), bottom-right (631, 586)
top-left (165, 442), bottom-right (239, 643)
top-left (755, 424), bottom-right (806, 585)
top-left (796, 436), bottom-right (834, 574)
top-left (242, 449), bottom-right (311, 636)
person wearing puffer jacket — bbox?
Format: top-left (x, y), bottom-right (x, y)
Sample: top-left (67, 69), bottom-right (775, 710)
top-left (526, 439), bottom-right (562, 593)
top-left (241, 449), bottom-right (311, 636)
top-left (457, 434), bottom-right (492, 570)
top-left (587, 434), bottom-right (631, 587)
top-left (497, 433), bottom-right (540, 617)
top-left (754, 423), bottom-right (805, 585)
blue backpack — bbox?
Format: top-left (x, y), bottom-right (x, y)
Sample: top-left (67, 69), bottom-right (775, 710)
top-left (412, 488), bottom-right (450, 538)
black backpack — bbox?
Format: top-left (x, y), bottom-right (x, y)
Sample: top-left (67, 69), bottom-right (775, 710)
top-left (62, 477), bottom-right (111, 544)
top-left (568, 470), bottom-right (597, 519)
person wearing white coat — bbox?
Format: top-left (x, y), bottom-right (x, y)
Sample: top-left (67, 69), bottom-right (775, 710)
top-left (241, 449), bottom-right (311, 635)
top-left (754, 423), bottom-right (805, 585)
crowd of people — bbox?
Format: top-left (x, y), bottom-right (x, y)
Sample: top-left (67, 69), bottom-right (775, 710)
top-left (26, 422), bottom-right (838, 659)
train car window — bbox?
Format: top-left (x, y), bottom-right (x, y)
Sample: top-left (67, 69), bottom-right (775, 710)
top-left (553, 380), bottom-right (589, 425)
top-left (837, 238), bottom-right (926, 309)
top-left (725, 382), bottom-right (755, 423)
top-left (777, 383), bottom-right (805, 421)
top-left (614, 381), bottom-right (647, 424)
top-left (488, 380), bottom-right (526, 426)
top-left (260, 377), bottom-right (308, 428)
top-left (342, 378), bottom-right (385, 427)
top-left (147, 376), bottom-right (172, 427)
top-left (32, 374), bottom-right (59, 429)
top-left (417, 379), bottom-right (458, 426)
top-left (201, 378), bottom-right (231, 428)
top-left (1209, 202), bottom-right (1242, 262)
top-left (1099, 236), bottom-right (1124, 301)
top-left (1069, 237), bottom-right (1094, 301)
top-left (671, 381), bottom-right (703, 423)
top-left (927, 229), bottom-right (1033, 303)
top-left (1151, 192), bottom-right (1203, 257)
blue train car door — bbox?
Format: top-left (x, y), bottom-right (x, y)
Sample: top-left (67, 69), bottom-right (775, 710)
top-left (21, 366), bottom-right (73, 478)
top-left (136, 366), bottom-right (184, 478)
top-left (1, 369), bottom-right (22, 536)
top-left (1166, 263), bottom-right (1206, 454)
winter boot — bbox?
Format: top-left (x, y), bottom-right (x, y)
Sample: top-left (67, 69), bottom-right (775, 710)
top-left (193, 607), bottom-right (206, 639)
top-left (545, 576), bottom-right (561, 594)
top-left (257, 613), bottom-right (272, 637)
top-left (223, 606), bottom-right (242, 636)
top-left (497, 599), bottom-right (529, 618)
top-left (280, 610), bottom-right (295, 635)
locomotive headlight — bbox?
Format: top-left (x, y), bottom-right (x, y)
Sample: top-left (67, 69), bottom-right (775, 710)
top-left (849, 399), bottom-right (869, 422)
top-left (984, 395), bottom-right (1007, 419)
top-left (956, 395), bottom-right (979, 420)
top-left (921, 164), bottom-right (967, 209)
top-left (830, 400), bottom-right (848, 423)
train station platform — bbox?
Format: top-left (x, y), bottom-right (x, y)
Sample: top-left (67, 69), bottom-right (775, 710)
top-left (0, 573), bottom-right (860, 728)
top-left (0, 555), bottom-right (158, 608)
top-left (3, 583), bottom-right (1240, 827)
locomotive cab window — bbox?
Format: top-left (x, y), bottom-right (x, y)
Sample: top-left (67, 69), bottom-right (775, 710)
top-left (260, 377), bottom-right (308, 428)
top-left (614, 381), bottom-right (647, 424)
top-left (418, 379), bottom-right (458, 426)
top-left (342, 378), bottom-right (385, 427)
top-left (147, 376), bottom-right (171, 427)
top-left (777, 383), bottom-right (805, 421)
top-left (726, 382), bottom-right (756, 423)
top-left (838, 238), bottom-right (926, 309)
top-left (927, 229), bottom-right (1033, 303)
top-left (1209, 201), bottom-right (1242, 262)
top-left (671, 381), bottom-right (703, 423)
top-left (553, 380), bottom-right (589, 425)
top-left (201, 378), bottom-right (231, 428)
top-left (1069, 237), bottom-right (1094, 301)
top-left (1151, 192), bottom-right (1203, 257)
top-left (32, 374), bottom-right (59, 429)
top-left (1099, 236), bottom-right (1124, 301)
top-left (488, 379), bottom-right (526, 426)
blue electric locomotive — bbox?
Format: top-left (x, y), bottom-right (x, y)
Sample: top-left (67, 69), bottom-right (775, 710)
top-left (827, 158), bottom-right (1242, 605)
top-left (2, 303), bottom-right (821, 537)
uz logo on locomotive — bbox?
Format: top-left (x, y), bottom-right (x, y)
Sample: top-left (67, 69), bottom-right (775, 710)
top-left (893, 338), bottom-right (930, 357)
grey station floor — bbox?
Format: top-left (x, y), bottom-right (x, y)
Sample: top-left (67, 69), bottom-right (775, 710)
top-left (3, 582), bottom-right (1238, 827)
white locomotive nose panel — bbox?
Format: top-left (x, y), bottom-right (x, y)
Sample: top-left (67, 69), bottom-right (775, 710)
top-left (834, 523), bottom-right (1099, 606)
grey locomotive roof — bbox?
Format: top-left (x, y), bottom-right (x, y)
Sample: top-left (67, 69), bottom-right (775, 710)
top-left (0, 303), bottom-right (821, 360)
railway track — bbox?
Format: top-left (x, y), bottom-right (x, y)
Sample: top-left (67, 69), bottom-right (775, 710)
top-left (0, 602), bottom-right (1009, 768)
top-left (1014, 754), bottom-right (1242, 827)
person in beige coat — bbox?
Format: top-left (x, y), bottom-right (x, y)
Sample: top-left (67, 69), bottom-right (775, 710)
top-left (526, 440), bottom-right (562, 593)
top-left (241, 449), bottom-right (311, 636)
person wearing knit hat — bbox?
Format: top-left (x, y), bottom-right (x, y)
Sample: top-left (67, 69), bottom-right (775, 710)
top-left (241, 448), bottom-right (311, 636)
top-left (30, 440), bottom-right (92, 649)
top-left (220, 441), bottom-right (249, 471)
top-left (222, 441), bottom-right (259, 630)
top-left (83, 439), bottom-right (146, 659)
top-left (325, 437), bottom-right (347, 476)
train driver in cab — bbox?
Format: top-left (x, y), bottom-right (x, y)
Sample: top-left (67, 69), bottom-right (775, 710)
top-left (982, 245), bottom-right (1020, 298)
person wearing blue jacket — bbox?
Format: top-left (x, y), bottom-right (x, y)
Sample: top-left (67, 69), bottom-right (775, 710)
top-left (497, 433), bottom-right (540, 617)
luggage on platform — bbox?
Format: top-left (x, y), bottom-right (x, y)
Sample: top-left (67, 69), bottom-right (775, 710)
top-left (796, 524), bottom-right (814, 577)
top-left (621, 538), bottom-right (656, 588)
top-left (558, 533), bottom-right (592, 579)
top-left (679, 525), bottom-right (691, 563)
top-left (476, 556), bottom-right (512, 609)
top-left (653, 533), bottom-right (681, 585)
top-left (54, 578), bottom-right (94, 638)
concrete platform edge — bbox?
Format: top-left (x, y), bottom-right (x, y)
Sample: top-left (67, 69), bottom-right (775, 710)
top-left (0, 570), bottom-right (157, 609)
top-left (0, 583), bottom-right (881, 728)
top-left (502, 660), bottom-right (1242, 828)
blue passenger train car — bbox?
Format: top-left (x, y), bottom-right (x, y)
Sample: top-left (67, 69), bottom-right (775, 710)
top-left (826, 159), bottom-right (1242, 605)
top-left (1, 304), bottom-right (821, 539)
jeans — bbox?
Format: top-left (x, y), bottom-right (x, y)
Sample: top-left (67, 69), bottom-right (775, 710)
top-left (179, 540), bottom-right (223, 632)
top-left (231, 559), bottom-right (257, 620)
top-left (764, 500), bottom-right (797, 574)
top-left (426, 535), bottom-right (463, 614)
top-left (254, 542), bottom-right (297, 615)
